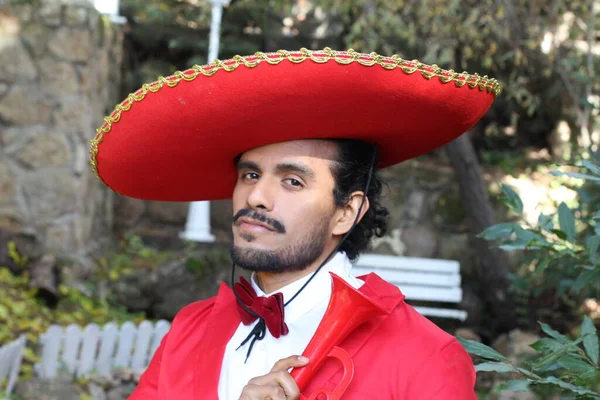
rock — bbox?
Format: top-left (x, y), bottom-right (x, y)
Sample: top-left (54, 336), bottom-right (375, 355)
top-left (110, 248), bottom-right (231, 319)
top-left (147, 201), bottom-right (189, 224)
top-left (16, 131), bottom-right (71, 168)
top-left (106, 383), bottom-right (137, 400)
top-left (0, 229), bottom-right (43, 270)
top-left (12, 4), bottom-right (34, 23)
top-left (0, 161), bottom-right (15, 204)
top-left (0, 82), bottom-right (8, 98)
top-left (64, 6), bottom-right (89, 26)
top-left (439, 233), bottom-right (469, 263)
top-left (48, 27), bottom-right (92, 62)
top-left (210, 199), bottom-right (233, 233)
top-left (402, 190), bottom-right (427, 223)
top-left (39, 57), bottom-right (80, 97)
top-left (370, 228), bottom-right (406, 256)
top-left (72, 214), bottom-right (93, 250)
top-left (89, 382), bottom-right (108, 400)
top-left (89, 374), bottom-right (117, 388)
top-left (0, 35), bottom-right (38, 82)
top-left (1, 125), bottom-right (42, 154)
top-left (21, 169), bottom-right (78, 221)
top-left (455, 328), bottom-right (481, 342)
top-left (114, 196), bottom-right (146, 231)
top-left (113, 368), bottom-right (134, 383)
top-left (461, 286), bottom-right (485, 327)
top-left (73, 142), bottom-right (88, 176)
top-left (492, 329), bottom-right (540, 364)
top-left (152, 258), bottom-right (204, 318)
top-left (54, 96), bottom-right (94, 135)
top-left (0, 206), bottom-right (25, 230)
top-left (496, 390), bottom-right (538, 400)
top-left (45, 223), bottom-right (72, 253)
top-left (21, 23), bottom-right (51, 57)
top-left (400, 225), bottom-right (440, 258)
top-left (37, 1), bottom-right (63, 26)
top-left (14, 376), bottom-right (84, 400)
top-left (29, 253), bottom-right (58, 300)
top-left (0, 85), bottom-right (53, 125)
top-left (434, 188), bottom-right (468, 229)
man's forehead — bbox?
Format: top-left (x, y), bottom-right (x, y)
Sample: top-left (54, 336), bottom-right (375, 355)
top-left (238, 139), bottom-right (338, 164)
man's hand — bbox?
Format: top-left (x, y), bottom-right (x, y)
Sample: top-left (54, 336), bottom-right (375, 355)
top-left (238, 355), bottom-right (310, 400)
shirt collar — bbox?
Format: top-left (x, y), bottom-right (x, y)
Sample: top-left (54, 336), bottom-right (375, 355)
top-left (250, 252), bottom-right (362, 323)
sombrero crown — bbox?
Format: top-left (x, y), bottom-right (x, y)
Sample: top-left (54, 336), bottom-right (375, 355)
top-left (90, 47), bottom-right (500, 201)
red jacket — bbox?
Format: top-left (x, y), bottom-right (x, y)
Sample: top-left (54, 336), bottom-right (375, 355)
top-left (130, 273), bottom-right (477, 399)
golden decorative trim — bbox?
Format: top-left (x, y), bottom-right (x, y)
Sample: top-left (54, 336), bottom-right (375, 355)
top-left (89, 47), bottom-right (502, 185)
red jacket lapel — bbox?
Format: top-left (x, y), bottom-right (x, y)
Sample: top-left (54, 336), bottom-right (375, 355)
top-left (193, 282), bottom-right (241, 399)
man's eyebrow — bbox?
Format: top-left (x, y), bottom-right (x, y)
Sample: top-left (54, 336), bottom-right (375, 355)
top-left (275, 162), bottom-right (315, 179)
top-left (236, 160), bottom-right (261, 172)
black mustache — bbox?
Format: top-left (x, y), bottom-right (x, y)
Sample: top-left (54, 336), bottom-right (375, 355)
top-left (232, 209), bottom-right (286, 234)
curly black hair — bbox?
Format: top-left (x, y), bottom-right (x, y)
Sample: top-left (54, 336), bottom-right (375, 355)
top-left (329, 139), bottom-right (389, 261)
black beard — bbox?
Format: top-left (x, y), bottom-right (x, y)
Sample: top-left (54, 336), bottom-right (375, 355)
top-left (230, 222), bottom-right (329, 273)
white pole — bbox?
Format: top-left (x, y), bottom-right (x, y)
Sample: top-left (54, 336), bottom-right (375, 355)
top-left (181, 0), bottom-right (230, 243)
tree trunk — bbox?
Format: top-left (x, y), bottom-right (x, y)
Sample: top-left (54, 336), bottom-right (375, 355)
top-left (445, 134), bottom-right (517, 334)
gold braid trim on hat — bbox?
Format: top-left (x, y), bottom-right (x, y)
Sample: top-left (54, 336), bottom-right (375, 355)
top-left (89, 47), bottom-right (502, 184)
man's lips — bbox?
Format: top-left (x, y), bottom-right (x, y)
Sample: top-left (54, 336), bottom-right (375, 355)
top-left (237, 217), bottom-right (276, 232)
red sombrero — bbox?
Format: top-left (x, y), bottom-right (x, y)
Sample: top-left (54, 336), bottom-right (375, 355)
top-left (90, 47), bottom-right (500, 201)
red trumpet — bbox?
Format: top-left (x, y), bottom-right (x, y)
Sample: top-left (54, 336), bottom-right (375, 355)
top-left (291, 273), bottom-right (388, 399)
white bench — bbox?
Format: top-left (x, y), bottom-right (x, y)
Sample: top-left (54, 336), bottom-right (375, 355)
top-left (353, 254), bottom-right (468, 321)
top-left (0, 335), bottom-right (26, 399)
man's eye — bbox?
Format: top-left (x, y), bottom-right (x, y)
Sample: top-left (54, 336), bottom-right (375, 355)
top-left (242, 172), bottom-right (259, 180)
top-left (284, 178), bottom-right (303, 187)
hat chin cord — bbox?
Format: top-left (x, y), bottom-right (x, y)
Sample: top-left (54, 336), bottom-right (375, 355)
top-left (231, 145), bottom-right (378, 361)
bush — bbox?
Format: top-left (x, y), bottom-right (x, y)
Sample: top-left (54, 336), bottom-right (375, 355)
top-left (0, 235), bottom-right (157, 380)
top-left (459, 155), bottom-right (600, 398)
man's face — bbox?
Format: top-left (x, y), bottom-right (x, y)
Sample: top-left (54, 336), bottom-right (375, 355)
top-left (231, 140), bottom-right (339, 273)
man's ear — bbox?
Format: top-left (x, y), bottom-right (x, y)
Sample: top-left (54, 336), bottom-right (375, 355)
top-left (332, 191), bottom-right (370, 236)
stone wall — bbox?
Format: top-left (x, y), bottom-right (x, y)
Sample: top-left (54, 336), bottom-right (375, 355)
top-left (0, 0), bottom-right (123, 262)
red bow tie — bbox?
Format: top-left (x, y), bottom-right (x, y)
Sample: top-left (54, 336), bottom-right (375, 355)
top-left (234, 276), bottom-right (290, 338)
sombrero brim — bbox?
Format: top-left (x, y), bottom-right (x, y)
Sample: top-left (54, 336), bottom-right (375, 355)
top-left (90, 48), bottom-right (500, 201)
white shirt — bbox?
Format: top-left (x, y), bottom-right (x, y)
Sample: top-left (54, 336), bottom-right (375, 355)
top-left (217, 252), bottom-right (363, 400)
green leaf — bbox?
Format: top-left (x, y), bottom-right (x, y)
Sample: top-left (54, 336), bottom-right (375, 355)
top-left (456, 337), bottom-right (508, 362)
top-left (502, 184), bottom-right (523, 214)
top-left (535, 376), bottom-right (600, 397)
top-left (551, 229), bottom-right (568, 240)
top-left (475, 361), bottom-right (515, 373)
top-left (539, 322), bottom-right (571, 344)
top-left (530, 338), bottom-right (563, 353)
top-left (558, 203), bottom-right (576, 242)
top-left (587, 236), bottom-right (600, 264)
top-left (582, 316), bottom-right (599, 365)
top-left (551, 170), bottom-right (600, 183)
top-left (479, 223), bottom-right (520, 241)
top-left (530, 338), bottom-right (584, 370)
top-left (497, 380), bottom-right (530, 391)
top-left (582, 160), bottom-right (600, 175)
top-left (573, 267), bottom-right (599, 292)
top-left (538, 213), bottom-right (554, 231)
top-left (556, 355), bottom-right (596, 374)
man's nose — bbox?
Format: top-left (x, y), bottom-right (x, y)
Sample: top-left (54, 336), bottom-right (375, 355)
top-left (246, 177), bottom-right (275, 211)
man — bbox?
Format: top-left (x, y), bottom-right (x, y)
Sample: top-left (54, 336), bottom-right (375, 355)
top-left (90, 48), bottom-right (500, 399)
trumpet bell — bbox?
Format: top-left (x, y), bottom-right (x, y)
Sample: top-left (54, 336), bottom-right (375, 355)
top-left (291, 272), bottom-right (388, 398)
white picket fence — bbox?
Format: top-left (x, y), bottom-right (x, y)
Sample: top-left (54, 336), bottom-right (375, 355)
top-left (36, 320), bottom-right (171, 379)
top-left (0, 335), bottom-right (26, 399)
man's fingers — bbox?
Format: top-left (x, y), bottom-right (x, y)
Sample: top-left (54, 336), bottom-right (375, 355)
top-left (270, 355), bottom-right (310, 373)
top-left (247, 371), bottom-right (300, 399)
top-left (239, 383), bottom-right (287, 400)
